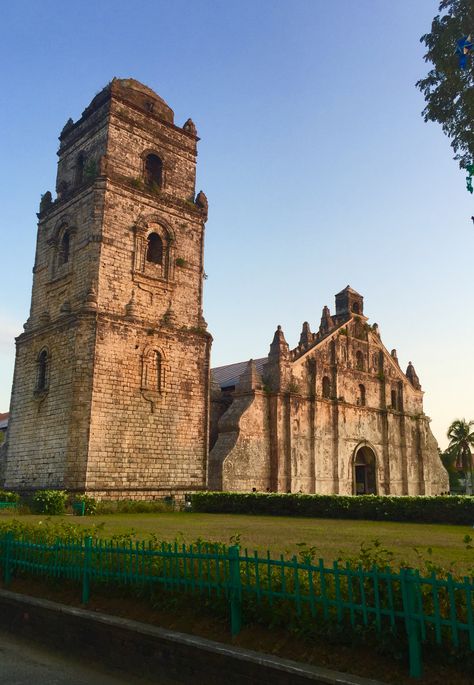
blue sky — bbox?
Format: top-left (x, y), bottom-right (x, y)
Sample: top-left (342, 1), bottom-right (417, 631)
top-left (0, 0), bottom-right (472, 447)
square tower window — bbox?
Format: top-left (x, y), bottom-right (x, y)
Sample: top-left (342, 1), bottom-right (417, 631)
top-left (144, 154), bottom-right (163, 188)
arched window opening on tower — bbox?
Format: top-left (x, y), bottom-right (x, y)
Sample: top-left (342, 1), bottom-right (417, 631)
top-left (352, 302), bottom-right (360, 314)
top-left (154, 351), bottom-right (162, 391)
top-left (356, 350), bottom-right (365, 371)
top-left (75, 153), bottom-right (85, 186)
top-left (36, 350), bottom-right (49, 392)
top-left (146, 233), bottom-right (163, 265)
top-left (322, 376), bottom-right (331, 399)
top-left (60, 230), bottom-right (70, 265)
top-left (358, 384), bottom-right (366, 406)
top-left (142, 349), bottom-right (163, 393)
top-left (144, 154), bottom-right (163, 188)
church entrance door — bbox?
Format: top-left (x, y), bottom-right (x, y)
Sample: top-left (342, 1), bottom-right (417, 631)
top-left (354, 446), bottom-right (377, 495)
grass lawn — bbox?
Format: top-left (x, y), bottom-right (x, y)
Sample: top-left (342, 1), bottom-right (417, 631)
top-left (4, 511), bottom-right (473, 573)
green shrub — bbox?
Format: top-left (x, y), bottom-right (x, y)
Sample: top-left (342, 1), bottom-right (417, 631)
top-left (71, 494), bottom-right (97, 515)
top-left (0, 517), bottom-right (105, 543)
top-left (83, 159), bottom-right (97, 181)
top-left (33, 490), bottom-right (68, 515)
top-left (95, 499), bottom-right (173, 514)
top-left (0, 490), bottom-right (20, 503)
top-left (130, 177), bottom-right (143, 190)
top-left (189, 492), bottom-right (474, 525)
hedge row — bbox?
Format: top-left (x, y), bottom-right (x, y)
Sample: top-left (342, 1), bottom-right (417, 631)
top-left (0, 490), bottom-right (20, 503)
top-left (190, 492), bottom-right (474, 525)
top-left (0, 489), bottom-right (175, 515)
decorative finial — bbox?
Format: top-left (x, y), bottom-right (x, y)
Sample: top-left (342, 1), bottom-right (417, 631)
top-left (299, 321), bottom-right (312, 347)
top-left (319, 306), bottom-right (333, 335)
top-left (406, 361), bottom-right (421, 390)
top-left (195, 191), bottom-right (208, 220)
top-left (39, 191), bottom-right (52, 215)
top-left (83, 286), bottom-right (98, 311)
top-left (183, 118), bottom-right (197, 135)
top-left (125, 290), bottom-right (138, 318)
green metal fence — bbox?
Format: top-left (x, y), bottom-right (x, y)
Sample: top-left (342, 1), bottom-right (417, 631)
top-left (0, 531), bottom-right (472, 679)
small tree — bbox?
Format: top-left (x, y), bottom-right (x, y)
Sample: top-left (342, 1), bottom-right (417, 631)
top-left (446, 419), bottom-right (474, 494)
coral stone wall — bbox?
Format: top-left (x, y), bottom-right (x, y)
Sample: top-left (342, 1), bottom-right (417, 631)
top-left (5, 79), bottom-right (211, 498)
top-left (210, 308), bottom-right (448, 496)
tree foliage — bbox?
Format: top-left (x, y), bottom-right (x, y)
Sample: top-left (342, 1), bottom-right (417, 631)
top-left (446, 418), bottom-right (474, 494)
top-left (439, 448), bottom-right (462, 490)
top-left (416, 0), bottom-right (474, 169)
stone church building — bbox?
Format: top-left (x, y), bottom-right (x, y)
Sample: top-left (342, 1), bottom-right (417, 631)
top-left (209, 287), bottom-right (448, 496)
top-left (3, 79), bottom-right (447, 498)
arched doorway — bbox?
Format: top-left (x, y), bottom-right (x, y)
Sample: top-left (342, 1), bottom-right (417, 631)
top-left (354, 445), bottom-right (377, 495)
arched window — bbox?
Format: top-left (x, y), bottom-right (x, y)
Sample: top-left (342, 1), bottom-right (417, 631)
top-left (322, 376), bottom-right (331, 398)
top-left (358, 384), bottom-right (366, 406)
top-left (356, 350), bottom-right (365, 371)
top-left (37, 350), bottom-right (49, 392)
top-left (144, 154), bottom-right (163, 188)
top-left (154, 351), bottom-right (162, 391)
top-left (352, 302), bottom-right (360, 314)
top-left (391, 389), bottom-right (397, 410)
top-left (60, 230), bottom-right (70, 265)
top-left (146, 233), bottom-right (163, 264)
top-left (75, 153), bottom-right (85, 186)
top-left (397, 381), bottom-right (403, 412)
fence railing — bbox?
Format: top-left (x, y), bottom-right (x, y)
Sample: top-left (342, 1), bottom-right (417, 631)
top-left (0, 531), bottom-right (472, 679)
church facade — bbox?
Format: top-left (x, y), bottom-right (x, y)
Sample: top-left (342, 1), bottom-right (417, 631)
top-left (4, 79), bottom-right (211, 498)
top-left (209, 287), bottom-right (448, 495)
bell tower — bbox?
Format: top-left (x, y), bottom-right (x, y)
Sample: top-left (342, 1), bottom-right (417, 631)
top-left (5, 78), bottom-right (211, 498)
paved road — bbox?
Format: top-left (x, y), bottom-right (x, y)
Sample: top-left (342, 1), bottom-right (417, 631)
top-left (0, 630), bottom-right (178, 684)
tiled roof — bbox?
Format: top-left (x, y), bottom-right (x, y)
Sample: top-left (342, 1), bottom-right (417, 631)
top-left (335, 285), bottom-right (362, 297)
top-left (211, 358), bottom-right (267, 389)
top-left (0, 412), bottom-right (9, 430)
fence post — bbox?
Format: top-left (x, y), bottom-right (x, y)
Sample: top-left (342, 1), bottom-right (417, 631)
top-left (82, 536), bottom-right (92, 604)
top-left (3, 532), bottom-right (13, 586)
top-left (402, 569), bottom-right (423, 678)
top-left (228, 545), bottom-right (242, 636)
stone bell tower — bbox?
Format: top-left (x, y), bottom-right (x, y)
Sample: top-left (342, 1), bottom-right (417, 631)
top-left (5, 78), bottom-right (211, 498)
